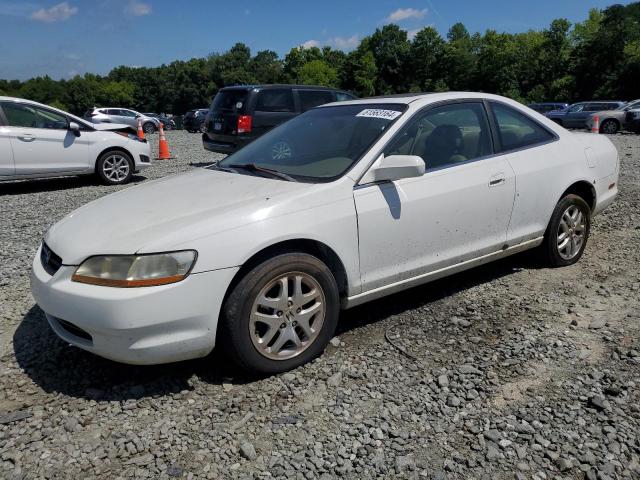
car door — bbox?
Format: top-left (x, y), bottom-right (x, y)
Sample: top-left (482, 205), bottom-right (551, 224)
top-left (117, 109), bottom-right (138, 128)
top-left (0, 108), bottom-right (15, 175)
top-left (0, 101), bottom-right (89, 175)
top-left (487, 102), bottom-right (562, 245)
top-left (564, 104), bottom-right (586, 128)
top-left (354, 101), bottom-right (516, 292)
top-left (251, 89), bottom-right (297, 138)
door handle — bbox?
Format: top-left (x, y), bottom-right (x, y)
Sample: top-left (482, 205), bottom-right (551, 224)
top-left (17, 134), bottom-right (35, 142)
top-left (489, 175), bottom-right (506, 187)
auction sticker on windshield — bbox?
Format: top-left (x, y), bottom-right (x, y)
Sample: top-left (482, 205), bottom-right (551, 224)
top-left (356, 109), bottom-right (402, 120)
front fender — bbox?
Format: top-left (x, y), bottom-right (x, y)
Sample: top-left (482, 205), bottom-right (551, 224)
top-left (174, 195), bottom-right (362, 296)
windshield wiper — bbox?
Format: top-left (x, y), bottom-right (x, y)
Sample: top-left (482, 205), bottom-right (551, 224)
top-left (225, 163), bottom-right (298, 182)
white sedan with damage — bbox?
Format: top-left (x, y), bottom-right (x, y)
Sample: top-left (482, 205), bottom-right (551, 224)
top-left (31, 92), bottom-right (618, 373)
top-left (0, 96), bottom-right (151, 185)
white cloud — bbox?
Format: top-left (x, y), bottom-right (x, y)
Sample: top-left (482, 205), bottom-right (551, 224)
top-left (64, 52), bottom-right (81, 60)
top-left (301, 35), bottom-right (359, 51)
top-left (301, 39), bottom-right (320, 49)
top-left (124, 0), bottom-right (151, 16)
top-left (386, 7), bottom-right (427, 23)
top-left (329, 35), bottom-right (359, 50)
top-left (30, 2), bottom-right (78, 23)
top-left (407, 29), bottom-right (420, 40)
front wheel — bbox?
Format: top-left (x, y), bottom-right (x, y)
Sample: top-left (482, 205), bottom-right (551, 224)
top-left (541, 194), bottom-right (591, 267)
top-left (219, 253), bottom-right (339, 374)
top-left (96, 150), bottom-right (134, 185)
top-left (143, 122), bottom-right (156, 134)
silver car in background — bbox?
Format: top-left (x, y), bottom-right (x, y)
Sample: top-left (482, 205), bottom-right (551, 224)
top-left (586, 99), bottom-right (640, 134)
top-left (85, 108), bottom-right (160, 133)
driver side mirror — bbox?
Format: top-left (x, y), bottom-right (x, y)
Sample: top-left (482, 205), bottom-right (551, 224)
top-left (360, 154), bottom-right (425, 184)
top-left (68, 121), bottom-right (81, 137)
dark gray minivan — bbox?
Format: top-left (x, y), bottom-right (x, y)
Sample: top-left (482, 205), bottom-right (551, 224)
top-left (202, 85), bottom-right (356, 154)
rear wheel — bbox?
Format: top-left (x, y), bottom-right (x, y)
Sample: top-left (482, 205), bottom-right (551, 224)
top-left (96, 150), bottom-right (134, 185)
top-left (600, 119), bottom-right (619, 134)
top-left (219, 253), bottom-right (339, 374)
top-left (541, 194), bottom-right (591, 267)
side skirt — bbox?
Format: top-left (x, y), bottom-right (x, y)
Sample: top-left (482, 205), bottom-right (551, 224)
top-left (342, 237), bottom-right (543, 309)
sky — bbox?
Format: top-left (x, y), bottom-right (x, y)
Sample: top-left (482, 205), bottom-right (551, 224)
top-left (0, 0), bottom-right (634, 81)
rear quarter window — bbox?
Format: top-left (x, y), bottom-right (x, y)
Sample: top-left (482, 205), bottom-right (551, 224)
top-left (255, 89), bottom-right (295, 113)
top-left (491, 102), bottom-right (555, 152)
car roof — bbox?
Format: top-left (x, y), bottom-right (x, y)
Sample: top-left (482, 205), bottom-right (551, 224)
top-left (219, 84), bottom-right (347, 92)
top-left (0, 96), bottom-right (93, 127)
top-left (318, 91), bottom-right (532, 108)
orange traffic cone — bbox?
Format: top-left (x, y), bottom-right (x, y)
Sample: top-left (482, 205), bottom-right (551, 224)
top-left (591, 115), bottom-right (600, 133)
top-left (137, 118), bottom-right (145, 140)
top-left (157, 122), bottom-right (172, 160)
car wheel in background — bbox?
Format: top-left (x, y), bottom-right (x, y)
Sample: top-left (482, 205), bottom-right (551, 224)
top-left (96, 150), bottom-right (134, 185)
top-left (541, 194), bottom-right (591, 267)
top-left (219, 252), bottom-right (340, 374)
top-left (143, 122), bottom-right (156, 134)
top-left (199, 123), bottom-right (207, 133)
top-left (600, 119), bottom-right (619, 134)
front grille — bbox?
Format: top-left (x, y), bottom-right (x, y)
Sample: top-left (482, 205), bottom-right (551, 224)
top-left (41, 243), bottom-right (62, 276)
top-left (57, 318), bottom-right (93, 343)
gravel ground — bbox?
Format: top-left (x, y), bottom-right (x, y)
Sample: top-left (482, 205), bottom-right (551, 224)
top-left (0, 130), bottom-right (639, 480)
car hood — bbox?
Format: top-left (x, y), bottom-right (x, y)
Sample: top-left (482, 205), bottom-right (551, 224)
top-left (45, 168), bottom-right (313, 265)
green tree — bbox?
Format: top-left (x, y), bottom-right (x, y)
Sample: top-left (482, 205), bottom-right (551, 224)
top-left (297, 59), bottom-right (339, 87)
top-left (363, 25), bottom-right (411, 94)
top-left (409, 27), bottom-right (446, 91)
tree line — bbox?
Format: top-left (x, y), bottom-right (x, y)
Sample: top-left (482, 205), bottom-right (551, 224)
top-left (1, 2), bottom-right (639, 116)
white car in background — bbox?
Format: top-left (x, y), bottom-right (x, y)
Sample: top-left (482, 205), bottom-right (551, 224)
top-left (31, 92), bottom-right (619, 374)
top-left (0, 97), bottom-right (151, 185)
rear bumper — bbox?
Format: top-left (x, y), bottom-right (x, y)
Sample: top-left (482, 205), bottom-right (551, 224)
top-left (593, 173), bottom-right (618, 217)
top-left (202, 133), bottom-right (251, 154)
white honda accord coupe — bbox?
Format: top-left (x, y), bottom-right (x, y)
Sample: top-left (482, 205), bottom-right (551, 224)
top-left (31, 92), bottom-right (618, 373)
top-left (0, 97), bottom-right (151, 185)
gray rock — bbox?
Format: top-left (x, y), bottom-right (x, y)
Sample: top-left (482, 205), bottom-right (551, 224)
top-left (437, 374), bottom-right (449, 388)
top-left (327, 372), bottom-right (342, 387)
top-left (239, 442), bottom-right (257, 461)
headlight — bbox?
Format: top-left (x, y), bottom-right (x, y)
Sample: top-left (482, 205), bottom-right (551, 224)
top-left (72, 251), bottom-right (197, 287)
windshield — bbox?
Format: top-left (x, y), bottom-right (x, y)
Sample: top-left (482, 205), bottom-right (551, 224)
top-left (623, 100), bottom-right (640, 111)
top-left (568, 104), bottom-right (584, 113)
top-left (217, 103), bottom-right (407, 182)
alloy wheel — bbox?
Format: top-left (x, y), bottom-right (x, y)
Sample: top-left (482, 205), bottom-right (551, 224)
top-left (102, 154), bottom-right (130, 183)
top-left (601, 120), bottom-right (617, 134)
top-left (249, 272), bottom-right (325, 360)
top-left (556, 205), bottom-right (586, 260)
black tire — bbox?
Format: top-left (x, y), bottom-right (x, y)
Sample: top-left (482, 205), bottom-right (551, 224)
top-left (541, 194), bottom-right (591, 267)
top-left (143, 122), bottom-right (156, 134)
top-left (95, 150), bottom-right (134, 185)
top-left (599, 119), bottom-right (619, 134)
top-left (219, 253), bottom-right (340, 374)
